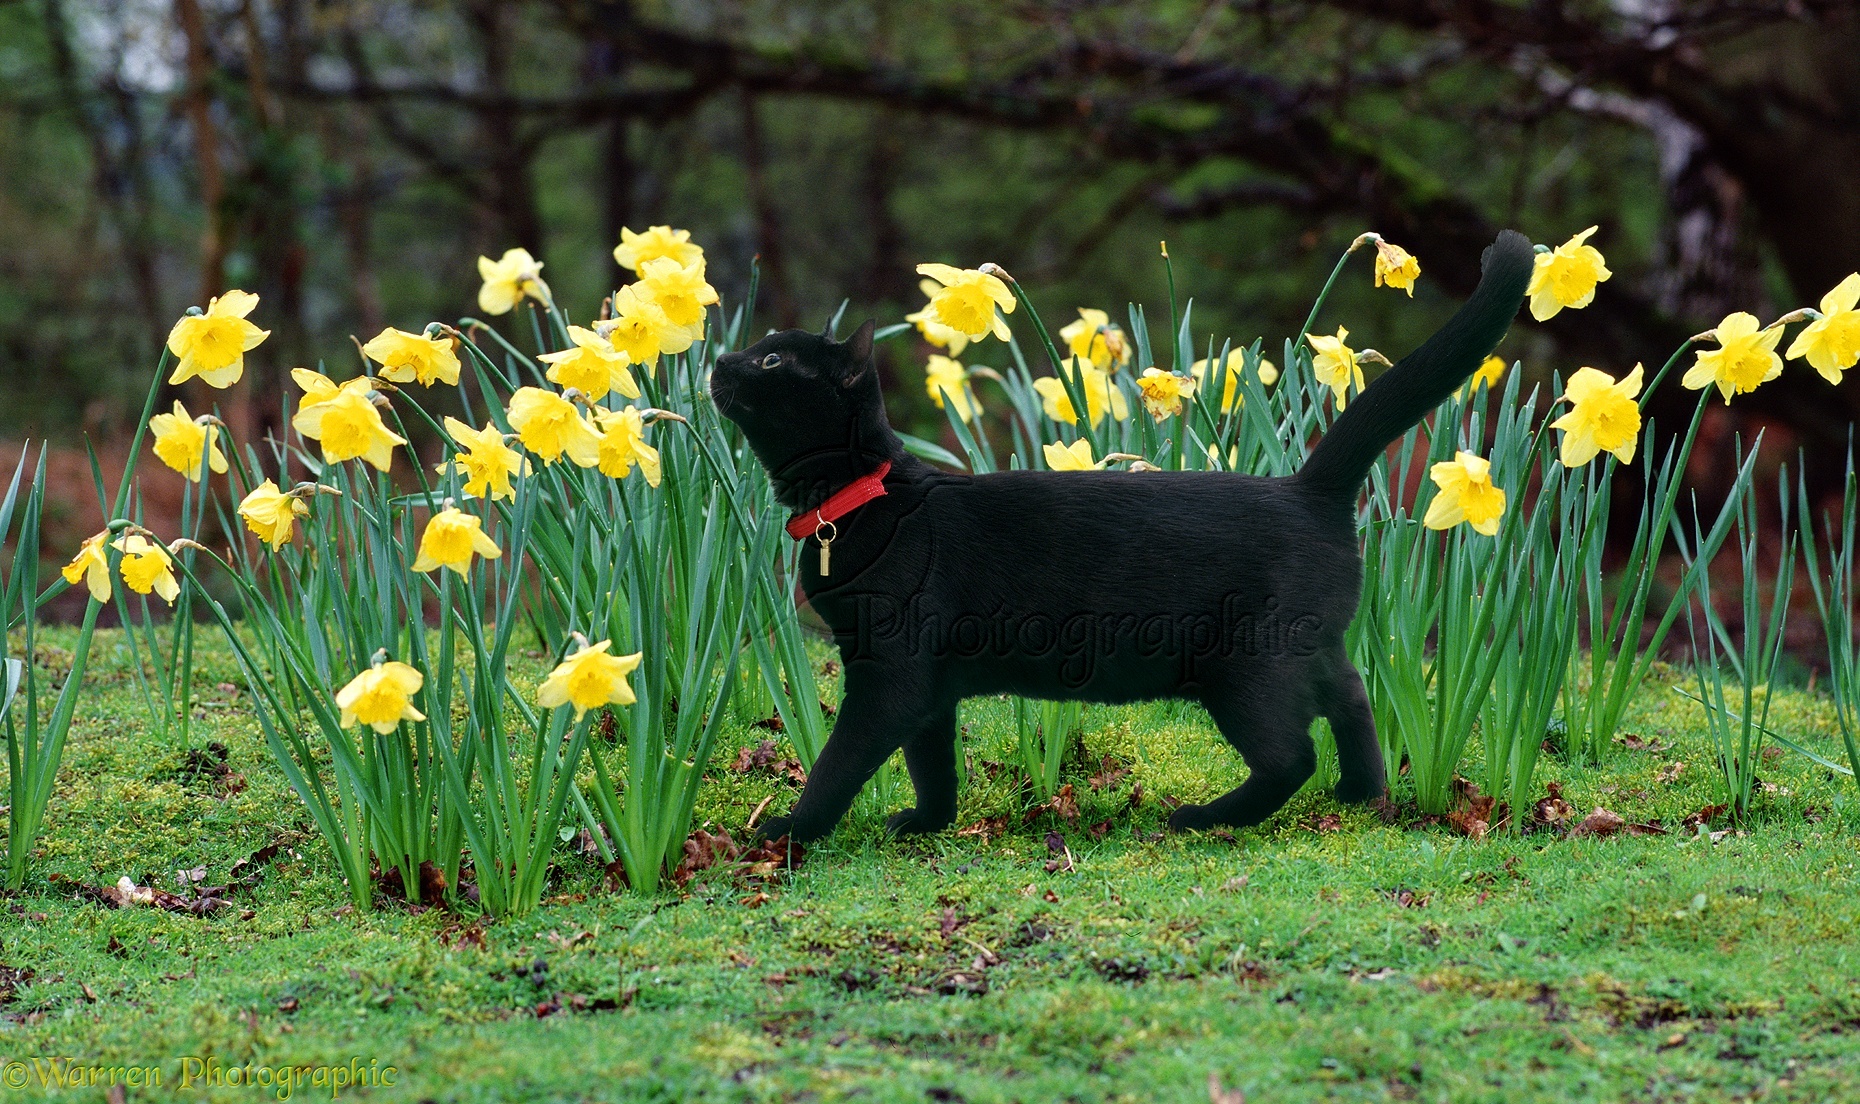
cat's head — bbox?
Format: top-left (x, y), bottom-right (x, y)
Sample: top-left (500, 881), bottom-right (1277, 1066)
top-left (710, 320), bottom-right (899, 504)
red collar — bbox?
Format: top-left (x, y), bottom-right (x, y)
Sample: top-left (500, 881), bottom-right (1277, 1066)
top-left (785, 461), bottom-right (892, 539)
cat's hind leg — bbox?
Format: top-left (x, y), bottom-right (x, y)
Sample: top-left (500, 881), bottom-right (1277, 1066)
top-left (886, 702), bottom-right (960, 837)
top-left (1169, 691), bottom-right (1316, 833)
top-left (1323, 648), bottom-right (1387, 805)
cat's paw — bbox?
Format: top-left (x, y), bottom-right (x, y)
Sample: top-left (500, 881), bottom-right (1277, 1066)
top-left (754, 813), bottom-right (795, 842)
top-left (1167, 803), bottom-right (1218, 833)
top-left (1333, 775), bottom-right (1386, 805)
top-left (885, 807), bottom-right (953, 837)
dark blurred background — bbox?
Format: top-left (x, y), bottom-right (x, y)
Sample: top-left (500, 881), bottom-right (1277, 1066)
top-left (3, 0), bottom-right (1857, 551)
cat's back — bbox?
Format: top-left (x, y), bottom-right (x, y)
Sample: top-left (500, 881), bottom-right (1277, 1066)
top-left (930, 467), bottom-right (1343, 545)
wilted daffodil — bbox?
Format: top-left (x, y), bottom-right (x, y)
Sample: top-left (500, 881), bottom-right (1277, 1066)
top-left (601, 283), bottom-right (693, 371)
top-left (613, 225), bottom-right (703, 272)
top-left (1528, 226), bottom-right (1611, 321)
top-left (636, 256), bottom-right (719, 336)
top-left (239, 479), bottom-right (309, 549)
top-left (167, 290), bottom-right (270, 388)
top-left (1136, 368), bottom-right (1196, 422)
top-left (292, 386), bottom-right (405, 472)
top-left (539, 325), bottom-right (639, 402)
top-left (507, 387), bottom-right (603, 466)
top-left (914, 264), bottom-right (1015, 342)
top-left (149, 400), bottom-right (227, 482)
top-left (411, 506), bottom-right (502, 576)
top-left (1552, 364), bottom-right (1643, 467)
top-left (906, 280), bottom-right (974, 356)
top-left (538, 639), bottom-right (641, 720)
top-left (1306, 327), bottom-right (1365, 411)
top-left (362, 326), bottom-right (460, 387)
top-left (1373, 240), bottom-right (1421, 296)
top-left (336, 660), bottom-right (426, 734)
top-left (924, 355), bottom-right (980, 423)
top-left (477, 247), bottom-right (549, 316)
top-left (593, 406), bottom-right (662, 486)
top-left (438, 417), bottom-right (526, 501)
top-left (62, 530), bottom-right (112, 603)
top-left (1042, 438), bottom-right (1102, 471)
top-left (1683, 311), bottom-right (1783, 403)
top-left (112, 534), bottom-right (179, 604)
top-left (1461, 355), bottom-right (1508, 398)
top-left (1786, 272), bottom-right (1860, 384)
top-left (1059, 309), bottom-right (1132, 372)
top-left (1424, 451), bottom-right (1506, 536)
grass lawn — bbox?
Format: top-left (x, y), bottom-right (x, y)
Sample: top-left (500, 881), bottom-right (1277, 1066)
top-left (2, 629), bottom-right (1858, 1103)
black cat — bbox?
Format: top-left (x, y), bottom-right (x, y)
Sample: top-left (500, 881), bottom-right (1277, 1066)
top-left (711, 230), bottom-right (1534, 842)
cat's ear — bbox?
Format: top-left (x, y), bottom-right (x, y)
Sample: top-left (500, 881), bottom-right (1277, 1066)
top-left (839, 319), bottom-right (877, 387)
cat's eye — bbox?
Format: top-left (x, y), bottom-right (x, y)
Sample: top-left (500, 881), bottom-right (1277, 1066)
top-left (761, 353), bottom-right (783, 369)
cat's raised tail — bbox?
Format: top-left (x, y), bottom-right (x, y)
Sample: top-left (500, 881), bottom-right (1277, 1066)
top-left (1296, 229), bottom-right (1535, 500)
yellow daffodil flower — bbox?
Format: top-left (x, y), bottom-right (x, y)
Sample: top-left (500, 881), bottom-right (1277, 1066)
top-left (1551, 364), bottom-right (1643, 467)
top-left (507, 387), bottom-right (603, 467)
top-left (1424, 451), bottom-right (1506, 536)
top-left (924, 355), bottom-right (979, 423)
top-left (1461, 355), bottom-right (1508, 398)
top-left (239, 479), bottom-right (309, 549)
top-left (111, 534), bottom-right (179, 604)
top-left (1032, 363), bottom-right (1128, 427)
top-left (1136, 367), bottom-right (1196, 422)
top-left (291, 368), bottom-right (375, 413)
top-left (1528, 226), bottom-right (1611, 321)
top-left (1683, 311), bottom-right (1784, 403)
top-left (600, 283), bottom-right (693, 371)
top-left (1188, 352), bottom-right (1278, 414)
top-left (292, 387), bottom-right (405, 472)
top-left (914, 263), bottom-right (1015, 342)
top-left (539, 325), bottom-right (639, 402)
top-left (411, 506), bottom-right (502, 576)
top-left (906, 279), bottom-right (973, 355)
top-left (636, 256), bottom-right (719, 337)
top-left (336, 661), bottom-right (426, 734)
top-left (61, 530), bottom-right (112, 603)
top-left (538, 639), bottom-right (642, 720)
top-left (362, 327), bottom-right (461, 387)
top-left (593, 406), bottom-right (662, 486)
top-left (1206, 443), bottom-right (1240, 471)
top-left (1786, 272), bottom-right (1860, 384)
top-left (1042, 438), bottom-right (1102, 471)
top-left (1059, 309), bottom-right (1132, 372)
top-left (437, 417), bottom-right (527, 501)
top-left (148, 400), bottom-right (227, 482)
top-left (613, 225), bottom-right (703, 272)
top-left (1190, 351), bottom-right (1243, 414)
top-left (477, 247), bottom-right (549, 316)
top-left (1306, 326), bottom-right (1365, 411)
top-left (167, 290), bottom-right (270, 388)
top-left (1373, 240), bottom-right (1421, 296)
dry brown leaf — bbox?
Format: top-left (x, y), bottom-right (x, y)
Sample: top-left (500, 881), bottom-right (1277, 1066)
top-left (1569, 807), bottom-right (1626, 838)
top-left (1209, 1071), bottom-right (1247, 1104)
top-left (1089, 755), bottom-right (1131, 791)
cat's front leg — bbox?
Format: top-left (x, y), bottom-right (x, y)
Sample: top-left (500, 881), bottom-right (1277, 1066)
top-left (886, 703), bottom-right (960, 836)
top-left (753, 675), bottom-right (925, 842)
